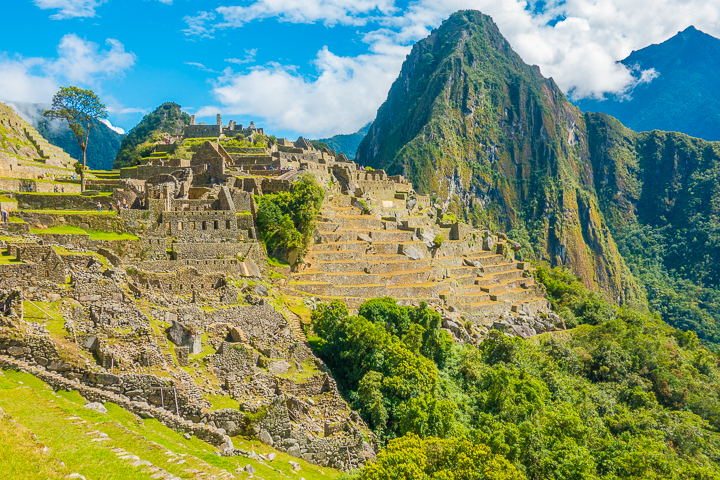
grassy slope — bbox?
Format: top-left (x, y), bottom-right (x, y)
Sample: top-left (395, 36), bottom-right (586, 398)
top-left (0, 370), bottom-right (341, 480)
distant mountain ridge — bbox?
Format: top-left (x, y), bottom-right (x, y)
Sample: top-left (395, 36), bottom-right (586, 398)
top-left (577, 26), bottom-right (720, 141)
top-left (10, 102), bottom-right (123, 171)
top-left (315, 123), bottom-right (370, 160)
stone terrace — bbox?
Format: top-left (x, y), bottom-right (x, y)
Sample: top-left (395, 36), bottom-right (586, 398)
top-left (285, 187), bottom-right (548, 322)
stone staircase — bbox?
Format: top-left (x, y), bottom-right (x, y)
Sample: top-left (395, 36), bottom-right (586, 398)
top-left (285, 191), bottom-right (549, 319)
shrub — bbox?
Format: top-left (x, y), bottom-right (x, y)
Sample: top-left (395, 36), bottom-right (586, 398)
top-left (255, 174), bottom-right (324, 263)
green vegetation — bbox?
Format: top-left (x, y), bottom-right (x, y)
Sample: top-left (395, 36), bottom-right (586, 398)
top-left (0, 370), bottom-right (341, 480)
top-left (315, 123), bottom-right (370, 160)
top-left (113, 103), bottom-right (191, 169)
top-left (29, 225), bottom-right (138, 241)
top-left (44, 86), bottom-right (108, 170)
top-left (317, 271), bottom-right (720, 479)
top-left (255, 174), bottom-right (324, 263)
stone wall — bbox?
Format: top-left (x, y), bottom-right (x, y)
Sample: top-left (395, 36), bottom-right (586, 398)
top-left (14, 193), bottom-right (115, 211)
top-left (0, 178), bottom-right (80, 193)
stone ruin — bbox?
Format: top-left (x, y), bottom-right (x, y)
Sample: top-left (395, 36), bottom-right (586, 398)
top-left (0, 116), bottom-right (564, 471)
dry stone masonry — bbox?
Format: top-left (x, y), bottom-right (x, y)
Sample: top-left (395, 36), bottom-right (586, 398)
top-left (0, 111), bottom-right (562, 471)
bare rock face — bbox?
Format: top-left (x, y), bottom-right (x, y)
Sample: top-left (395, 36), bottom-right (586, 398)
top-left (167, 320), bottom-right (202, 354)
top-left (268, 360), bottom-right (291, 375)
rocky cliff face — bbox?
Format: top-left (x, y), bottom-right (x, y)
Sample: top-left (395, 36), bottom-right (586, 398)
top-left (357, 10), bottom-right (638, 301)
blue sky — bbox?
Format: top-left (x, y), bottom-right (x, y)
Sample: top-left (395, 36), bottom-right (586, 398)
top-left (2, 0), bottom-right (720, 139)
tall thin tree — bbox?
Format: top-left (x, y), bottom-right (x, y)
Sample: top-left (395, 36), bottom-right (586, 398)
top-left (44, 86), bottom-right (107, 189)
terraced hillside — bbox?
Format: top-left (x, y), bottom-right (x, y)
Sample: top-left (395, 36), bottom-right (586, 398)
top-left (287, 188), bottom-right (547, 320)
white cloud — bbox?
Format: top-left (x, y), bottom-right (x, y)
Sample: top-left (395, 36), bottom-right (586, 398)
top-left (99, 118), bottom-right (126, 134)
top-left (197, 41), bottom-right (409, 138)
top-left (0, 34), bottom-right (136, 105)
top-left (33, 0), bottom-right (105, 19)
top-left (217, 0), bottom-right (396, 27)
top-left (184, 61), bottom-right (219, 73)
top-left (226, 49), bottom-right (258, 65)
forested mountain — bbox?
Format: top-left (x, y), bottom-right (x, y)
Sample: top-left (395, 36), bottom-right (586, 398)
top-left (356, 11), bottom-right (720, 347)
top-left (11, 102), bottom-right (123, 170)
top-left (578, 26), bottom-right (720, 141)
top-left (113, 102), bottom-right (191, 169)
top-left (315, 123), bottom-right (370, 160)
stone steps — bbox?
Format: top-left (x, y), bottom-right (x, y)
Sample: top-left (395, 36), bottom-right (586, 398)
top-left (292, 271), bottom-right (382, 285)
top-left (312, 241), bottom-right (367, 252)
top-left (378, 266), bottom-right (433, 286)
top-left (512, 297), bottom-right (550, 315)
top-left (490, 287), bottom-right (536, 302)
top-left (288, 282), bottom-right (388, 297)
top-left (479, 277), bottom-right (529, 294)
top-left (463, 251), bottom-right (507, 266)
top-left (475, 269), bottom-right (525, 285)
top-left (367, 257), bottom-right (431, 273)
top-left (312, 250), bottom-right (364, 262)
top-left (314, 259), bottom-right (369, 273)
top-left (482, 262), bottom-right (520, 274)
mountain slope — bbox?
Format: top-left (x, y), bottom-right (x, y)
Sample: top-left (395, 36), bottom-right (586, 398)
top-left (357, 10), bottom-right (638, 302)
top-left (356, 10), bottom-right (720, 346)
top-left (11, 102), bottom-right (123, 171)
top-left (316, 123), bottom-right (370, 160)
top-left (578, 26), bottom-right (720, 141)
top-left (113, 102), bottom-right (191, 169)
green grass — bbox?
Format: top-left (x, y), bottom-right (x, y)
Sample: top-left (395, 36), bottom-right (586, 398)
top-left (0, 250), bottom-right (21, 265)
top-left (18, 191), bottom-right (112, 197)
top-left (29, 225), bottom-right (139, 241)
top-left (0, 370), bottom-right (342, 480)
top-left (203, 393), bottom-right (240, 411)
top-left (0, 195), bottom-right (16, 203)
top-left (18, 209), bottom-right (117, 215)
top-left (8, 216), bottom-right (26, 223)
top-left (22, 300), bottom-right (65, 337)
top-left (267, 256), bottom-right (290, 268)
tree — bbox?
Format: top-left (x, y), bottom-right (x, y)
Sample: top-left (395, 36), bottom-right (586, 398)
top-left (44, 86), bottom-right (108, 179)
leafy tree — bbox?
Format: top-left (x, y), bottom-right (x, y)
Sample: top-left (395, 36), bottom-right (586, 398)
top-left (319, 273), bottom-right (720, 479)
top-left (255, 174), bottom-right (324, 263)
top-left (44, 86), bottom-right (107, 177)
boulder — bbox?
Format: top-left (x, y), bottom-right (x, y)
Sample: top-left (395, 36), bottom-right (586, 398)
top-left (167, 320), bottom-right (202, 355)
top-left (357, 233), bottom-right (372, 243)
top-left (266, 452), bottom-right (276, 461)
top-left (6, 346), bottom-right (23, 356)
top-left (510, 241), bottom-right (522, 251)
top-left (229, 326), bottom-right (246, 343)
top-left (258, 430), bottom-right (274, 446)
top-left (402, 246), bottom-right (423, 261)
top-left (47, 361), bottom-right (72, 372)
top-left (289, 460), bottom-right (301, 470)
top-left (483, 235), bottom-right (495, 251)
top-left (463, 257), bottom-right (476, 267)
top-left (253, 283), bottom-right (269, 297)
top-left (241, 258), bottom-right (262, 278)
top-left (244, 465), bottom-right (255, 474)
top-left (269, 360), bottom-right (291, 375)
top-left (83, 402), bottom-right (107, 414)
top-left (220, 436), bottom-right (234, 453)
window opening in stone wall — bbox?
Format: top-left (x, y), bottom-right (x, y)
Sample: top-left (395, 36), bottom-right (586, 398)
top-left (214, 220), bottom-right (219, 230)
top-left (226, 220), bottom-right (231, 229)
top-left (202, 221), bottom-right (207, 230)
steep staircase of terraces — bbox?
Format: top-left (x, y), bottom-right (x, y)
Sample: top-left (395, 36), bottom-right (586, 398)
top-left (285, 191), bottom-right (548, 321)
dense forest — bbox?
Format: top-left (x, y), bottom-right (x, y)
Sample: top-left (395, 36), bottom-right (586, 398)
top-left (310, 267), bottom-right (720, 479)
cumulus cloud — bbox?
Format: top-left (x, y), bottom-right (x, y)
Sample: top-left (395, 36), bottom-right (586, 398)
top-left (196, 41), bottom-right (408, 138)
top-left (33, 0), bottom-right (105, 19)
top-left (187, 0), bottom-right (720, 135)
top-left (0, 34), bottom-right (136, 105)
top-left (99, 118), bottom-right (126, 134)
